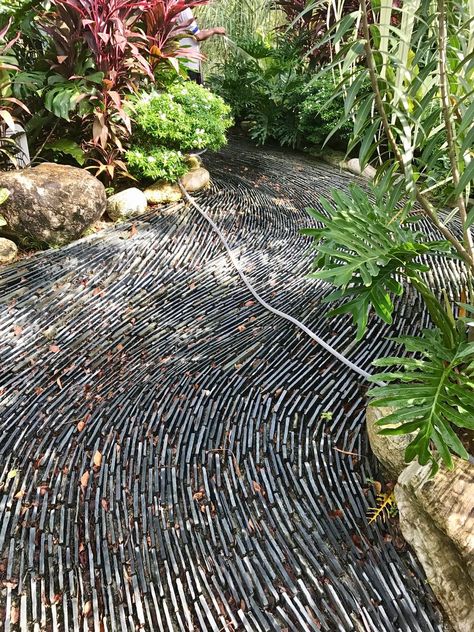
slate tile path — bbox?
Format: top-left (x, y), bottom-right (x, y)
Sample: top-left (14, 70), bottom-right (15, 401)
top-left (0, 140), bottom-right (449, 631)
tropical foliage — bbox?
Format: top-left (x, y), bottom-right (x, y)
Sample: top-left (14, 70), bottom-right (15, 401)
top-left (0, 18), bottom-right (29, 167)
top-left (304, 0), bottom-right (474, 471)
top-left (0, 0), bottom-right (239, 182)
top-left (209, 33), bottom-right (351, 149)
top-left (126, 81), bottom-right (232, 181)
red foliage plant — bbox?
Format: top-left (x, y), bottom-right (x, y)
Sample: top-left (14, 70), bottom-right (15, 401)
top-left (144, 0), bottom-right (210, 71)
top-left (36, 0), bottom-right (212, 180)
top-left (45, 0), bottom-right (158, 150)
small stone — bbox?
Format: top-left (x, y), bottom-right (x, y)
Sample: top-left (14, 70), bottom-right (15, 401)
top-left (144, 182), bottom-right (182, 205)
top-left (107, 188), bottom-right (148, 222)
top-left (345, 158), bottom-right (376, 180)
top-left (0, 237), bottom-right (17, 264)
top-left (181, 167), bottom-right (210, 193)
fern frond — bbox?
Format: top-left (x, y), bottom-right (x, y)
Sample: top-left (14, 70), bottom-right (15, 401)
top-left (367, 491), bottom-right (397, 524)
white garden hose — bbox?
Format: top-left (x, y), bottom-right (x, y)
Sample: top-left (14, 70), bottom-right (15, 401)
top-left (179, 182), bottom-right (383, 386)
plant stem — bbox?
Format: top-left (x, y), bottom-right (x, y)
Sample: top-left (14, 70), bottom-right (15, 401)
top-left (359, 0), bottom-right (474, 275)
top-left (437, 0), bottom-right (474, 258)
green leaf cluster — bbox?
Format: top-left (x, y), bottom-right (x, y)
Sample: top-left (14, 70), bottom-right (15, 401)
top-left (303, 184), bottom-right (451, 340)
top-left (126, 147), bottom-right (189, 183)
top-left (369, 328), bottom-right (474, 471)
top-left (208, 35), bottom-right (352, 151)
top-left (126, 81), bottom-right (233, 182)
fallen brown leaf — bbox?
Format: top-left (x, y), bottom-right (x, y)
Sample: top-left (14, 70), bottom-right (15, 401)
top-left (80, 471), bottom-right (90, 488)
top-left (49, 344), bottom-right (60, 353)
top-left (93, 451), bottom-right (102, 467)
top-left (372, 480), bottom-right (382, 496)
top-left (83, 601), bottom-right (92, 616)
top-left (77, 421), bottom-right (85, 432)
top-left (10, 606), bottom-right (19, 625)
top-left (13, 326), bottom-right (22, 337)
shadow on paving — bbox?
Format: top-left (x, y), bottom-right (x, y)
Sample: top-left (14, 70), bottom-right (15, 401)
top-left (0, 139), bottom-right (448, 631)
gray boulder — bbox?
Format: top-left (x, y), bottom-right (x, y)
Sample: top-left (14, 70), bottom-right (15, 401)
top-left (0, 237), bottom-right (17, 264)
top-left (0, 163), bottom-right (106, 246)
top-left (107, 188), bottom-right (148, 222)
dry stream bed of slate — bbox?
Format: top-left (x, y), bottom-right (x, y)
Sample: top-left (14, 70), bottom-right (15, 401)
top-left (0, 140), bottom-right (453, 631)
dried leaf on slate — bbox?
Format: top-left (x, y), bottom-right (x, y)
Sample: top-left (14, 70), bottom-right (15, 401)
top-left (10, 606), bottom-right (19, 625)
top-left (49, 344), bottom-right (60, 353)
top-left (80, 471), bottom-right (90, 488)
top-left (93, 451), bottom-right (102, 467)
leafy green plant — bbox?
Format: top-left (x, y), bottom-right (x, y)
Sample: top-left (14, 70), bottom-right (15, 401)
top-left (126, 81), bottom-right (232, 182)
top-left (298, 74), bottom-right (354, 148)
top-left (0, 18), bottom-right (29, 167)
top-left (370, 330), bottom-right (474, 470)
top-left (303, 0), bottom-right (474, 471)
top-left (210, 34), bottom-right (353, 150)
top-left (126, 146), bottom-right (188, 182)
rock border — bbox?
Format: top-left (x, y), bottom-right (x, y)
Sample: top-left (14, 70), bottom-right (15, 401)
top-left (367, 406), bottom-right (474, 632)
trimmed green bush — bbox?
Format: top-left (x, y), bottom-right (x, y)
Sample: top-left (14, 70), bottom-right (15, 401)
top-left (126, 81), bottom-right (233, 182)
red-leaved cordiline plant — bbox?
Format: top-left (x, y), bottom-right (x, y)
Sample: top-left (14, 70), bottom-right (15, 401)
top-left (48, 0), bottom-right (156, 149)
top-left (144, 0), bottom-right (209, 71)
top-left (32, 0), bottom-right (211, 181)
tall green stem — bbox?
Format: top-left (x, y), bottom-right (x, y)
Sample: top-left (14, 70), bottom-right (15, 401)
top-left (359, 0), bottom-right (474, 276)
top-left (437, 0), bottom-right (474, 260)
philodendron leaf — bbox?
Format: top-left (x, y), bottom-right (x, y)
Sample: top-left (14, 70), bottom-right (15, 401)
top-left (369, 328), bottom-right (474, 470)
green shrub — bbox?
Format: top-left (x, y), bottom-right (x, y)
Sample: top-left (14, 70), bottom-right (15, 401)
top-left (126, 147), bottom-right (188, 182)
top-left (298, 75), bottom-right (353, 149)
top-left (209, 37), bottom-right (351, 150)
top-left (126, 81), bottom-right (233, 182)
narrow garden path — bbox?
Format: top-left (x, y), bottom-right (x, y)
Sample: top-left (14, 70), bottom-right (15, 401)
top-left (0, 140), bottom-right (448, 631)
